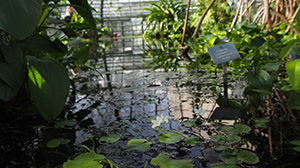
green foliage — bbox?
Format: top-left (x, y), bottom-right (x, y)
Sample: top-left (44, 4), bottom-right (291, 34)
top-left (184, 136), bottom-right (201, 146)
top-left (47, 138), bottom-right (70, 148)
top-left (0, 0), bottom-right (42, 40)
top-left (159, 132), bottom-right (184, 144)
top-left (0, 0), bottom-right (107, 121)
top-left (127, 139), bottom-right (152, 151)
top-left (63, 153), bottom-right (105, 168)
top-left (286, 59), bottom-right (300, 93)
top-left (151, 153), bottom-right (193, 168)
top-left (100, 134), bottom-right (120, 143)
top-left (27, 56), bottom-right (70, 121)
top-left (0, 44), bottom-right (26, 101)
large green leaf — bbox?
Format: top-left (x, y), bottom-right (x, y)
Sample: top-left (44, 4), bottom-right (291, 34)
top-left (247, 70), bottom-right (273, 92)
top-left (151, 153), bottom-right (193, 168)
top-left (25, 35), bottom-right (67, 58)
top-left (127, 139), bottom-right (152, 150)
top-left (237, 150), bottom-right (259, 164)
top-left (27, 56), bottom-right (70, 121)
top-left (68, 0), bottom-right (96, 28)
top-left (159, 132), bottom-right (183, 144)
top-left (286, 59), bottom-right (300, 93)
top-left (279, 40), bottom-right (296, 59)
top-left (63, 153), bottom-right (105, 168)
top-left (0, 0), bottom-right (42, 40)
top-left (100, 134), bottom-right (120, 143)
top-left (72, 45), bottom-right (91, 65)
top-left (0, 43), bottom-right (26, 101)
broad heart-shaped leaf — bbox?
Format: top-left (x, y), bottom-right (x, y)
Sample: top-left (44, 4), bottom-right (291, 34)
top-left (237, 150), bottom-right (259, 164)
top-left (68, 0), bottom-right (96, 28)
top-left (214, 145), bottom-right (228, 151)
top-left (151, 153), bottom-right (193, 168)
top-left (247, 69), bottom-right (273, 92)
top-left (159, 132), bottom-right (184, 144)
top-left (286, 59), bottom-right (300, 93)
top-left (127, 139), bottom-right (152, 150)
top-left (0, 0), bottom-right (42, 40)
top-left (0, 43), bottom-right (26, 101)
top-left (27, 56), bottom-right (70, 121)
top-left (63, 153), bottom-right (105, 168)
top-left (100, 134), bottom-right (120, 143)
top-left (24, 35), bottom-right (67, 58)
top-left (72, 45), bottom-right (91, 65)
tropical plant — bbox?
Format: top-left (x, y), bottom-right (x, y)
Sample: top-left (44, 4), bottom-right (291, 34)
top-left (0, 0), bottom-right (107, 122)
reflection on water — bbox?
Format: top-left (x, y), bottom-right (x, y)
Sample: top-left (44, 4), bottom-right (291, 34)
top-left (72, 68), bottom-right (223, 167)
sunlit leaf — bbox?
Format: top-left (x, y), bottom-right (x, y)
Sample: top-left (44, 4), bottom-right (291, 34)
top-left (127, 139), bottom-right (152, 150)
top-left (286, 59), bottom-right (300, 93)
top-left (27, 56), bottom-right (70, 121)
top-left (291, 140), bottom-right (300, 146)
top-left (214, 145), bottom-right (228, 151)
top-left (63, 153), bottom-right (105, 168)
top-left (100, 134), bottom-right (120, 143)
top-left (159, 132), bottom-right (183, 144)
top-left (151, 153), bottom-right (193, 168)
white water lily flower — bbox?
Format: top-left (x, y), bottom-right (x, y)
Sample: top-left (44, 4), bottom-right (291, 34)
top-left (159, 114), bottom-right (169, 123)
top-left (194, 108), bottom-right (206, 116)
top-left (151, 118), bottom-right (162, 128)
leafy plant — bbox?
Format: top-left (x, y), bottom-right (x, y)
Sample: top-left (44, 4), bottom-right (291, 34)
top-left (151, 153), bottom-right (193, 168)
top-left (0, 0), bottom-right (106, 121)
top-left (211, 123), bottom-right (259, 167)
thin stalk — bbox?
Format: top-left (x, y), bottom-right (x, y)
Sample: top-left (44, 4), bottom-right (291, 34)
top-left (181, 0), bottom-right (191, 46)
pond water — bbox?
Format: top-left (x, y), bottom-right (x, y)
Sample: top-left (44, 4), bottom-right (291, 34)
top-left (68, 67), bottom-right (241, 168)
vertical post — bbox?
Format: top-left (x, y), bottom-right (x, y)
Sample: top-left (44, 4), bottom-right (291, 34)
top-left (222, 63), bottom-right (228, 107)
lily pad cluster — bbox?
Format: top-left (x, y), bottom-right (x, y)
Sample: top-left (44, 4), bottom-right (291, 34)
top-left (211, 123), bottom-right (259, 167)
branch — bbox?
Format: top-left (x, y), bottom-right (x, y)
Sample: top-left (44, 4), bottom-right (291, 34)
top-left (181, 0), bottom-right (217, 62)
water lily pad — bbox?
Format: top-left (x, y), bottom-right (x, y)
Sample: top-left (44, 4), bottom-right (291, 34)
top-left (237, 150), bottom-right (259, 164)
top-left (184, 136), bottom-right (201, 146)
top-left (234, 124), bottom-right (251, 134)
top-left (225, 135), bottom-right (241, 144)
top-left (182, 118), bottom-right (198, 128)
top-left (214, 145), bottom-right (228, 151)
top-left (151, 153), bottom-right (193, 168)
top-left (221, 154), bottom-right (239, 164)
top-left (220, 126), bottom-right (235, 134)
top-left (159, 132), bottom-right (183, 144)
top-left (211, 163), bottom-right (240, 168)
top-left (211, 134), bottom-right (226, 143)
top-left (100, 134), bottom-right (120, 143)
top-left (127, 139), bottom-right (152, 150)
top-left (63, 153), bottom-right (105, 168)
top-left (47, 138), bottom-right (70, 148)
